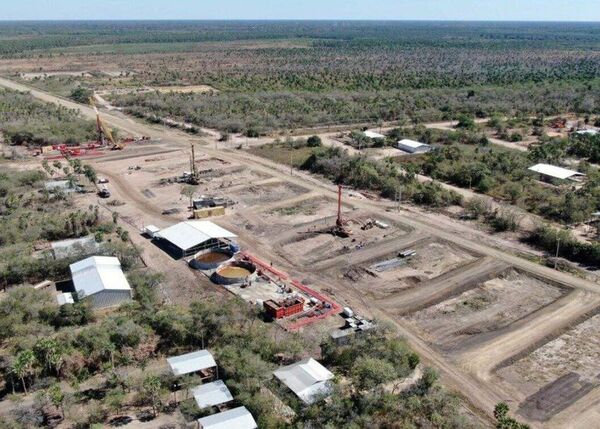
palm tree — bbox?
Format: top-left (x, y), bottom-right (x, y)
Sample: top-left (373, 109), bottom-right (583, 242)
top-left (12, 350), bottom-right (36, 395)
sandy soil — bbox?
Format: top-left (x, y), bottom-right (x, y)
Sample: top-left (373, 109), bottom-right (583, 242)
top-left (406, 269), bottom-right (565, 353)
top-left (498, 313), bottom-right (600, 393)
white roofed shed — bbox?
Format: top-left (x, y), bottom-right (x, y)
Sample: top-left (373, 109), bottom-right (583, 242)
top-left (364, 130), bottom-right (385, 139)
top-left (167, 349), bottom-right (217, 377)
top-left (397, 139), bottom-right (431, 154)
top-left (528, 163), bottom-right (585, 182)
top-left (69, 256), bottom-right (132, 309)
top-left (155, 221), bottom-right (237, 257)
top-left (197, 406), bottom-right (257, 429)
top-left (273, 357), bottom-right (334, 404)
top-left (191, 380), bottom-right (233, 409)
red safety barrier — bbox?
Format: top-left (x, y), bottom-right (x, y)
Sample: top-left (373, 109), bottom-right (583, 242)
top-left (240, 251), bottom-right (341, 331)
top-left (239, 251), bottom-right (289, 280)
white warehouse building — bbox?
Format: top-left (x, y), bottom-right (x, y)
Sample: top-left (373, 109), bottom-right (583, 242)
top-left (70, 256), bottom-right (132, 309)
top-left (397, 139), bottom-right (432, 154)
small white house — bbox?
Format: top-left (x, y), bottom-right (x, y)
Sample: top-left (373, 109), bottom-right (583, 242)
top-left (364, 130), bottom-right (385, 139)
top-left (528, 163), bottom-right (586, 183)
top-left (167, 349), bottom-right (217, 377)
top-left (273, 357), bottom-right (334, 404)
top-left (69, 256), bottom-right (132, 309)
top-left (191, 380), bottom-right (233, 409)
top-left (197, 406), bottom-right (257, 429)
top-left (397, 139), bottom-right (431, 154)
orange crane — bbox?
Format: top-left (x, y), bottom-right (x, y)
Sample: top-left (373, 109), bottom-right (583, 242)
top-left (89, 97), bottom-right (123, 150)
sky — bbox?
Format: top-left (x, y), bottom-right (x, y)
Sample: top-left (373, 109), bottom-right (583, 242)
top-left (1, 0), bottom-right (599, 21)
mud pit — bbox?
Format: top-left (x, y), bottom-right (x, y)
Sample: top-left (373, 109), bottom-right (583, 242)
top-left (497, 313), bottom-right (600, 400)
top-left (405, 269), bottom-right (566, 353)
top-left (362, 242), bottom-right (477, 298)
top-left (229, 182), bottom-right (309, 207)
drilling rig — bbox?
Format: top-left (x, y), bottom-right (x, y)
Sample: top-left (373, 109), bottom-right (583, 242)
top-left (187, 142), bottom-right (200, 185)
top-left (89, 97), bottom-right (123, 150)
top-left (331, 184), bottom-right (352, 237)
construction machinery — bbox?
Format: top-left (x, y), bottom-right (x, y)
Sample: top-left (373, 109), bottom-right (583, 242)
top-left (187, 143), bottom-right (200, 185)
top-left (89, 97), bottom-right (123, 150)
top-left (331, 184), bottom-right (352, 237)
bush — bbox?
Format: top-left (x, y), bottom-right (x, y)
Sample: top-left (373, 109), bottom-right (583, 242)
top-left (307, 135), bottom-right (322, 147)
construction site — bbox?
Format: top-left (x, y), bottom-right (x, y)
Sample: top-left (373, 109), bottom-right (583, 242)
top-left (3, 75), bottom-right (600, 429)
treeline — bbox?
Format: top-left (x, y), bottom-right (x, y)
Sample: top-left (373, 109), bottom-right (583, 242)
top-left (113, 79), bottom-right (600, 134)
top-left (0, 89), bottom-right (95, 146)
top-left (253, 141), bottom-right (462, 207)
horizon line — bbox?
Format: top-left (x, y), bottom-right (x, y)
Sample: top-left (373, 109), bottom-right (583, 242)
top-left (1, 18), bottom-right (600, 23)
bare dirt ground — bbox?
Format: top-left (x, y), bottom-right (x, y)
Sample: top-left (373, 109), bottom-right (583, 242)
top-left (498, 313), bottom-right (600, 394)
top-left (354, 241), bottom-right (479, 299)
top-left (6, 77), bottom-right (600, 428)
top-left (405, 269), bottom-right (566, 354)
top-left (227, 181), bottom-right (309, 207)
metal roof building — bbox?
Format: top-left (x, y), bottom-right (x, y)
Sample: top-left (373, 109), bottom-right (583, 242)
top-left (155, 221), bottom-right (237, 258)
top-left (167, 350), bottom-right (217, 376)
top-left (364, 130), bottom-right (385, 139)
top-left (69, 256), bottom-right (132, 309)
top-left (528, 163), bottom-right (586, 182)
top-left (191, 380), bottom-right (234, 409)
top-left (273, 357), bottom-right (334, 404)
top-left (197, 406), bottom-right (257, 429)
top-left (397, 139), bottom-right (432, 154)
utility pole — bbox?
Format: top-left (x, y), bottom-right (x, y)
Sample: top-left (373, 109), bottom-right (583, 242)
top-left (290, 151), bottom-right (293, 176)
top-left (554, 237), bottom-right (561, 269)
top-left (395, 188), bottom-right (401, 212)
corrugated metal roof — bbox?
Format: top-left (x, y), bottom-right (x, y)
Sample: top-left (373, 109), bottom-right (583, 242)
top-left (197, 406), bottom-right (257, 429)
top-left (528, 163), bottom-right (585, 180)
top-left (167, 350), bottom-right (216, 376)
top-left (191, 380), bottom-right (233, 409)
top-left (398, 139), bottom-right (429, 149)
top-left (156, 221), bottom-right (236, 251)
top-left (273, 357), bottom-right (334, 404)
top-left (364, 130), bottom-right (385, 139)
top-left (70, 256), bottom-right (131, 297)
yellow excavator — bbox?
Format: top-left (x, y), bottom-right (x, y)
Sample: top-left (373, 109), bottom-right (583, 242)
top-left (89, 97), bottom-right (123, 150)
